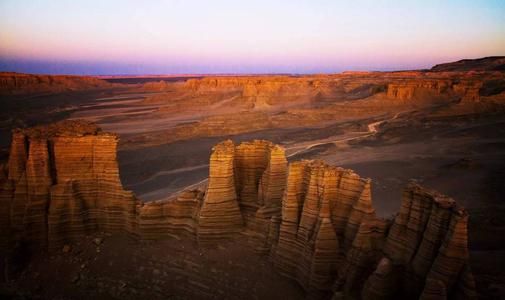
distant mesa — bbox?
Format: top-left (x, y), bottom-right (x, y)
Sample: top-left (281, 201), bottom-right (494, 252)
top-left (0, 120), bottom-right (477, 299)
top-left (0, 72), bottom-right (114, 95)
top-left (431, 56), bottom-right (505, 72)
top-left (1, 56), bottom-right (504, 96)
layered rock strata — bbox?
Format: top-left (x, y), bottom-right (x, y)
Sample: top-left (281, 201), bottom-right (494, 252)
top-left (0, 122), bottom-right (476, 299)
top-left (266, 161), bottom-right (476, 299)
top-left (0, 121), bottom-right (204, 250)
top-left (0, 72), bottom-right (112, 95)
top-left (185, 74), bottom-right (492, 105)
top-left (270, 161), bottom-right (378, 294)
top-left (358, 184), bottom-right (476, 299)
top-left (138, 189), bottom-right (203, 240)
top-left (233, 140), bottom-right (288, 249)
top-left (198, 141), bottom-right (243, 243)
top-left (0, 121), bottom-right (140, 250)
top-left (0, 126), bottom-right (287, 249)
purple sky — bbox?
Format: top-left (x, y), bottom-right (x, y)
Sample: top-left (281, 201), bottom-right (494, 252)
top-left (1, 0), bottom-right (504, 75)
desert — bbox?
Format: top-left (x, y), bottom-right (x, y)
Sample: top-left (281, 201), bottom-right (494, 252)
top-left (1, 1), bottom-right (505, 299)
top-left (0, 56), bottom-right (504, 299)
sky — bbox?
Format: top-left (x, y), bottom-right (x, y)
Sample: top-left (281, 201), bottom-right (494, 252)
top-left (0, 0), bottom-right (504, 75)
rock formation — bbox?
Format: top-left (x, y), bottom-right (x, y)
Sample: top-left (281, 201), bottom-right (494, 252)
top-left (0, 126), bottom-right (287, 249)
top-left (430, 56), bottom-right (505, 72)
top-left (329, 183), bottom-right (476, 299)
top-left (233, 140), bottom-right (288, 249)
top-left (120, 70), bottom-right (505, 151)
top-left (198, 140), bottom-right (243, 243)
top-left (0, 121), bottom-right (140, 250)
top-left (138, 189), bottom-right (203, 240)
top-left (0, 72), bottom-right (113, 95)
top-left (0, 121), bottom-right (476, 299)
top-left (270, 161), bottom-right (379, 294)
top-left (386, 80), bottom-right (450, 101)
top-left (362, 184), bottom-right (476, 299)
top-left (183, 73), bottom-right (493, 106)
top-left (265, 161), bottom-right (476, 299)
top-left (382, 76), bottom-right (500, 105)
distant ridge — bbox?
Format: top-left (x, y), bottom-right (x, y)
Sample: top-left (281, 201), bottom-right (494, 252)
top-left (431, 56), bottom-right (505, 72)
top-left (0, 72), bottom-right (113, 95)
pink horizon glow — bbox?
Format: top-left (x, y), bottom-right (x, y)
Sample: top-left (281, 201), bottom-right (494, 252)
top-left (1, 1), bottom-right (504, 75)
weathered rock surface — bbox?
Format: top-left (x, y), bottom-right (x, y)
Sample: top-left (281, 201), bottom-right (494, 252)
top-left (266, 163), bottom-right (475, 299)
top-left (363, 184), bottom-right (477, 299)
top-left (385, 78), bottom-right (487, 103)
top-left (0, 121), bottom-right (140, 250)
top-left (0, 122), bottom-right (476, 299)
top-left (0, 72), bottom-right (113, 95)
top-left (233, 140), bottom-right (288, 249)
top-left (198, 140), bottom-right (243, 243)
top-left (139, 189), bottom-right (203, 239)
top-left (0, 121), bottom-right (202, 250)
top-left (0, 126), bottom-right (287, 249)
top-left (270, 161), bottom-right (378, 294)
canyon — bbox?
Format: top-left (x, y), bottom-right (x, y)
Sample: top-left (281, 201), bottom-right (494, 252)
top-left (1, 121), bottom-right (475, 299)
top-left (0, 57), bottom-right (504, 299)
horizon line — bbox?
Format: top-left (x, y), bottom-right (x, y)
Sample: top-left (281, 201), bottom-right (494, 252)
top-left (0, 69), bottom-right (435, 78)
top-left (2, 55), bottom-right (503, 77)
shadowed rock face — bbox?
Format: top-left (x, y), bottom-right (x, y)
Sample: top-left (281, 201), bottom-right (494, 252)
top-left (0, 121), bottom-right (476, 299)
top-left (334, 184), bottom-right (476, 299)
top-left (271, 161), bottom-right (378, 293)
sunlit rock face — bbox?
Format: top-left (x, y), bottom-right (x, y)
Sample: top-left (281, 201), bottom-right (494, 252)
top-left (0, 120), bottom-right (140, 250)
top-left (197, 140), bottom-right (243, 243)
top-left (0, 125), bottom-right (288, 248)
top-left (385, 79), bottom-right (487, 104)
top-left (0, 72), bottom-right (113, 95)
top-left (197, 139), bottom-right (288, 245)
top-left (185, 73), bottom-right (492, 106)
top-left (0, 121), bottom-right (476, 299)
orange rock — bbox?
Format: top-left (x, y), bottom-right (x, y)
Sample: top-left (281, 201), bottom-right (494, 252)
top-left (0, 124), bottom-right (477, 299)
top-left (198, 140), bottom-right (243, 243)
top-left (0, 72), bottom-right (113, 95)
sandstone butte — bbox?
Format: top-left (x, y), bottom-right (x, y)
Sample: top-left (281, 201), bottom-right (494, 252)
top-left (0, 72), bottom-right (114, 95)
top-left (181, 71), bottom-right (500, 105)
top-left (0, 120), bottom-right (477, 299)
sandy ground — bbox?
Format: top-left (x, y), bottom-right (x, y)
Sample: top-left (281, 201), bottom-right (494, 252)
top-left (1, 233), bottom-right (304, 300)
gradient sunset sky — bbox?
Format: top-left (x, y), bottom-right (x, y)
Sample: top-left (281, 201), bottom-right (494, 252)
top-left (1, 0), bottom-right (504, 75)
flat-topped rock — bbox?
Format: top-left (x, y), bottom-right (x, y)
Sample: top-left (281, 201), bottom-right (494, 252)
top-left (15, 120), bottom-right (103, 139)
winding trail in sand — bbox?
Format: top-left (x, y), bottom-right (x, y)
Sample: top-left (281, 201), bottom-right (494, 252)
top-left (132, 164), bottom-right (209, 187)
top-left (285, 113), bottom-right (400, 158)
top-left (157, 113), bottom-right (401, 200)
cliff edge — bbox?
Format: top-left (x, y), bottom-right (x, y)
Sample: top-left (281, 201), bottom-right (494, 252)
top-left (0, 121), bottom-right (476, 299)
